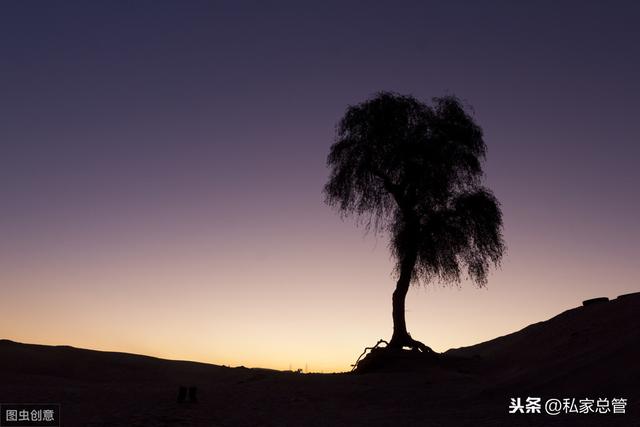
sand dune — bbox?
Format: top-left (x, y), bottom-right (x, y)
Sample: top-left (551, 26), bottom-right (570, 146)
top-left (1, 293), bottom-right (638, 426)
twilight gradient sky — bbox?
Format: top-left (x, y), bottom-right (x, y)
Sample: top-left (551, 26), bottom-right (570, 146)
top-left (1, 1), bottom-right (638, 372)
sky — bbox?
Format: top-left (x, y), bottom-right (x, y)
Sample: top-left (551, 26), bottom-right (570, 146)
top-left (1, 1), bottom-right (638, 372)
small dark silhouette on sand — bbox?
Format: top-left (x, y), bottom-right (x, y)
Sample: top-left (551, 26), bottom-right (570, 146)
top-left (177, 386), bottom-right (198, 403)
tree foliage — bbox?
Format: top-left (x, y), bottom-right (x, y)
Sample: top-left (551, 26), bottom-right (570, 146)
top-left (324, 92), bottom-right (505, 287)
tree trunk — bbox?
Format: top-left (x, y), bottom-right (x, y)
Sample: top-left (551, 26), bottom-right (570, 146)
top-left (387, 218), bottom-right (434, 354)
top-left (389, 248), bottom-right (417, 349)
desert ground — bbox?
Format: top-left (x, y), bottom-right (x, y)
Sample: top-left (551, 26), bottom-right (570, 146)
top-left (1, 293), bottom-right (638, 426)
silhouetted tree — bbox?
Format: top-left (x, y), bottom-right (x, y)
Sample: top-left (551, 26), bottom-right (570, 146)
top-left (324, 92), bottom-right (505, 352)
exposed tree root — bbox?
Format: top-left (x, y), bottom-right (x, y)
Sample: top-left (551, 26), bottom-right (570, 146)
top-left (351, 339), bottom-right (389, 371)
top-left (389, 332), bottom-right (435, 354)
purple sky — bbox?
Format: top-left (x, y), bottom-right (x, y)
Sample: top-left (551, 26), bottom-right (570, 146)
top-left (1, 1), bottom-right (638, 371)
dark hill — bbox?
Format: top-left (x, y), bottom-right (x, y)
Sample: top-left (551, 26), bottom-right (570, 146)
top-left (1, 293), bottom-right (638, 426)
top-left (445, 292), bottom-right (640, 398)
